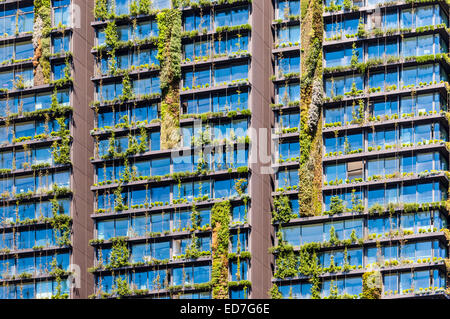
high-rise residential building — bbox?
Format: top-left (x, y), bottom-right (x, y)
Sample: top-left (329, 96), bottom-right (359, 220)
top-left (88, 0), bottom-right (273, 299)
top-left (0, 0), bottom-right (94, 299)
top-left (0, 0), bottom-right (448, 300)
top-left (270, 0), bottom-right (450, 299)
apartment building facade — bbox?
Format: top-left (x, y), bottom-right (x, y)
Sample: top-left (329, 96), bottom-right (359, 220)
top-left (271, 0), bottom-right (450, 299)
top-left (0, 0), bottom-right (447, 300)
top-left (0, 0), bottom-right (94, 299)
top-left (88, 0), bottom-right (273, 299)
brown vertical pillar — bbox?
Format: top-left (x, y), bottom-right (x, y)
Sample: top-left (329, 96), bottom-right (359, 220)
top-left (70, 0), bottom-right (95, 299)
top-left (249, 0), bottom-right (274, 299)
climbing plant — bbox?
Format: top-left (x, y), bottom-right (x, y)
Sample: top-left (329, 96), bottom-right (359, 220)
top-left (157, 9), bottom-right (182, 149)
top-left (272, 231), bottom-right (299, 279)
top-left (185, 234), bottom-right (201, 259)
top-left (269, 283), bottom-right (283, 299)
top-left (104, 20), bottom-right (119, 74)
top-left (211, 200), bottom-right (231, 299)
top-left (33, 0), bottom-right (52, 85)
top-left (114, 186), bottom-right (128, 211)
top-left (50, 256), bottom-right (69, 299)
top-left (50, 199), bottom-right (72, 247)
top-left (114, 276), bottom-right (133, 298)
top-left (191, 203), bottom-right (200, 229)
top-left (94, 0), bottom-right (108, 20)
top-left (51, 117), bottom-right (71, 164)
top-left (362, 271), bottom-right (382, 299)
top-left (138, 0), bottom-right (152, 15)
top-left (298, 0), bottom-right (324, 217)
top-left (272, 195), bottom-right (297, 223)
top-left (298, 243), bottom-right (322, 299)
top-left (138, 126), bottom-right (149, 153)
top-left (109, 237), bottom-right (130, 268)
top-left (121, 72), bottom-right (133, 100)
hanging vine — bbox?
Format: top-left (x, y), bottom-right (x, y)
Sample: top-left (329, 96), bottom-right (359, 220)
top-left (109, 237), bottom-right (130, 268)
top-left (269, 283), bottom-right (283, 299)
top-left (94, 0), bottom-right (108, 20)
top-left (51, 117), bottom-right (71, 164)
top-left (50, 256), bottom-right (69, 298)
top-left (157, 8), bottom-right (182, 150)
top-left (298, 0), bottom-right (324, 217)
top-left (50, 198), bottom-right (72, 247)
top-left (272, 195), bottom-right (297, 223)
top-left (272, 231), bottom-right (299, 279)
top-left (362, 271), bottom-right (382, 299)
top-left (33, 0), bottom-right (52, 85)
top-left (211, 200), bottom-right (231, 299)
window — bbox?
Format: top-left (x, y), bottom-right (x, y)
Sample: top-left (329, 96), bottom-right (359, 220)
top-left (325, 44), bottom-right (362, 68)
top-left (231, 231), bottom-right (248, 253)
top-left (183, 67), bottom-right (211, 89)
top-left (383, 10), bottom-right (398, 29)
top-left (0, 41), bottom-right (34, 63)
top-left (276, 25), bottom-right (300, 46)
top-left (184, 40), bottom-right (212, 61)
top-left (215, 7), bottom-right (249, 28)
top-left (368, 39), bottom-right (398, 60)
top-left (52, 63), bottom-right (68, 81)
top-left (325, 17), bottom-right (359, 38)
top-left (282, 226), bottom-right (301, 246)
top-left (277, 169), bottom-right (299, 188)
top-left (173, 265), bottom-right (211, 286)
top-left (53, 0), bottom-right (71, 27)
top-left (214, 63), bottom-right (248, 85)
top-left (276, 83), bottom-right (300, 104)
top-left (279, 140), bottom-right (300, 161)
top-left (279, 283), bottom-right (312, 299)
top-left (325, 133), bottom-right (363, 155)
top-left (232, 205), bottom-right (246, 224)
top-left (277, 54), bottom-right (300, 75)
top-left (324, 163), bottom-right (346, 183)
top-left (402, 64), bottom-right (437, 87)
top-left (278, 111), bottom-right (300, 130)
top-left (97, 82), bottom-right (123, 102)
top-left (184, 11), bottom-right (211, 32)
top-left (322, 277), bottom-right (362, 297)
top-left (212, 89), bottom-right (249, 112)
top-left (276, 0), bottom-right (300, 19)
top-left (0, 6), bottom-right (34, 36)
top-left (369, 68), bottom-right (398, 90)
top-left (230, 260), bottom-right (248, 281)
top-left (325, 74), bottom-right (363, 97)
top-left (214, 33), bottom-right (249, 56)
top-left (133, 76), bottom-right (160, 97)
top-left (52, 35), bottom-right (70, 53)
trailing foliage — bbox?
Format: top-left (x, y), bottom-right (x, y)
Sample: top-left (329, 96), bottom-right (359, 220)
top-left (50, 256), bottom-right (69, 299)
top-left (298, 244), bottom-right (322, 299)
top-left (298, 0), bottom-right (324, 217)
top-left (114, 276), bottom-right (133, 298)
top-left (109, 237), bottom-right (130, 268)
top-left (157, 9), bottom-right (182, 149)
top-left (362, 271), bottom-right (382, 299)
top-left (211, 200), bottom-right (231, 299)
top-left (50, 211), bottom-right (72, 247)
top-left (269, 284), bottom-right (283, 299)
top-left (272, 195), bottom-right (297, 223)
top-left (51, 117), bottom-right (71, 164)
top-left (273, 231), bottom-right (299, 279)
top-left (33, 0), bottom-right (52, 85)
top-left (94, 0), bottom-right (108, 20)
top-left (329, 196), bottom-right (345, 215)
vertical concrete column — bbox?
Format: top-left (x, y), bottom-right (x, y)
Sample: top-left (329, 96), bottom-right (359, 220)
top-left (70, 0), bottom-right (95, 299)
top-left (248, 0), bottom-right (274, 299)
